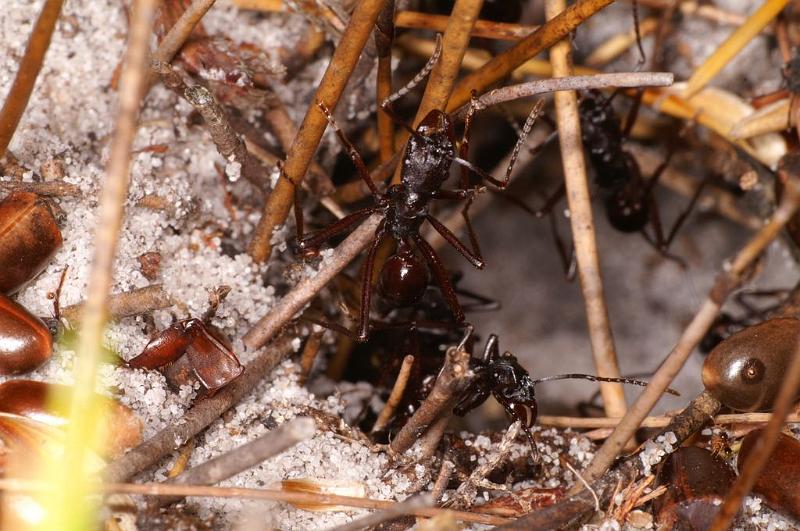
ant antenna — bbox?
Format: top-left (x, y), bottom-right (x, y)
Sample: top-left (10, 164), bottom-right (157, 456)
top-left (381, 34), bottom-right (443, 108)
top-left (531, 373), bottom-right (680, 396)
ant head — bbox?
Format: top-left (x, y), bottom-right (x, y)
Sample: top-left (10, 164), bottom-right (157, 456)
top-left (417, 110), bottom-right (454, 140)
top-left (377, 246), bottom-right (429, 307)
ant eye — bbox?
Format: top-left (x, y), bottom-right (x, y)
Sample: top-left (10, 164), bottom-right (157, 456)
top-left (740, 358), bottom-right (765, 384)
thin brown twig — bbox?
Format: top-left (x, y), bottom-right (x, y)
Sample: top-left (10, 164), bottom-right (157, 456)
top-left (0, 179), bottom-right (81, 197)
top-left (248, 0), bottom-right (389, 263)
top-left (62, 0), bottom-right (157, 517)
top-left (431, 460), bottom-right (455, 504)
top-left (710, 341), bottom-right (800, 528)
top-left (538, 412), bottom-right (800, 429)
top-left (325, 493), bottom-right (434, 531)
top-left (0, 0), bottom-right (65, 158)
top-left (376, 1), bottom-right (395, 163)
top-left (299, 329), bottom-right (325, 382)
top-left (0, 478), bottom-right (508, 526)
top-left (390, 345), bottom-right (474, 455)
top-left (546, 0), bottom-right (626, 419)
top-left (105, 334), bottom-right (295, 482)
top-left (577, 172), bottom-right (800, 489)
top-left (446, 0), bottom-right (616, 112)
top-left (61, 284), bottom-right (174, 324)
top-left (372, 355), bottom-right (415, 433)
top-left (156, 416), bottom-right (316, 505)
top-left (396, 10), bottom-right (538, 40)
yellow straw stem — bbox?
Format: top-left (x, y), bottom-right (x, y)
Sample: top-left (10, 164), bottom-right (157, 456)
top-left (684, 0), bottom-right (788, 98)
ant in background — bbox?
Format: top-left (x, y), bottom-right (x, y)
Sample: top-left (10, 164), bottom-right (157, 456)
top-left (454, 332), bottom-right (678, 462)
top-left (292, 39), bottom-right (541, 341)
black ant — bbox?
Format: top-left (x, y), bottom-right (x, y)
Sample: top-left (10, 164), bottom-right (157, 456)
top-left (534, 90), bottom-right (707, 271)
top-left (292, 41), bottom-right (540, 341)
top-left (454, 333), bottom-right (679, 462)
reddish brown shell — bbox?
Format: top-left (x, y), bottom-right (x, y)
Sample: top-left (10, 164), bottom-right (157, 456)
top-left (0, 293), bottom-right (52, 375)
top-left (0, 191), bottom-right (62, 294)
top-left (739, 430), bottom-right (800, 520)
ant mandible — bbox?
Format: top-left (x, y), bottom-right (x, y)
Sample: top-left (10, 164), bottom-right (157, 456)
top-left (454, 333), bottom-right (678, 462)
top-left (293, 40), bottom-right (541, 341)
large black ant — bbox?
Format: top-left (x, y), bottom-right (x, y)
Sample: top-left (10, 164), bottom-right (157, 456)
top-left (454, 333), bottom-right (678, 462)
top-left (292, 41), bottom-right (540, 341)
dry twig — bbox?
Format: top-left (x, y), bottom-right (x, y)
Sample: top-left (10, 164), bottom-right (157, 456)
top-left (372, 354), bottom-right (415, 433)
top-left (325, 493), bottom-right (434, 531)
top-left (61, 284), bottom-right (174, 324)
top-left (390, 344), bottom-right (474, 455)
top-left (156, 416), bottom-right (316, 505)
top-left (577, 171), bottom-right (800, 488)
top-left (0, 0), bottom-right (65, 158)
top-left (545, 0), bottom-right (626, 418)
top-left (105, 334), bottom-right (295, 482)
top-left (248, 0), bottom-right (389, 263)
top-left (0, 179), bottom-right (81, 197)
top-left (538, 411), bottom-right (800, 429)
top-left (396, 11), bottom-right (537, 40)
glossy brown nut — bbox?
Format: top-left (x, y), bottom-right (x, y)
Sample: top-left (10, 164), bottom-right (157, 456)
top-left (739, 429), bottom-right (800, 520)
top-left (0, 191), bottom-right (62, 294)
top-left (0, 293), bottom-right (52, 375)
top-left (654, 446), bottom-right (736, 530)
top-left (702, 318), bottom-right (800, 411)
top-left (0, 380), bottom-right (143, 458)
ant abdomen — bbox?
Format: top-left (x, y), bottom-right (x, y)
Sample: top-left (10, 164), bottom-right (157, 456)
top-left (605, 184), bottom-right (649, 233)
top-left (378, 249), bottom-right (430, 307)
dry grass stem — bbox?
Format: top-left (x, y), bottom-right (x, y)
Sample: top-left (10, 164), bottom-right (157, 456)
top-left (248, 0), bottom-right (389, 263)
top-left (546, 0), bottom-right (626, 419)
top-left (0, 0), bottom-right (65, 158)
top-left (376, 1), bottom-right (395, 163)
top-left (372, 355), bottom-right (415, 433)
top-left (325, 493), bottom-right (434, 531)
top-left (446, 0), bottom-right (616, 111)
top-left (0, 179), bottom-right (81, 197)
top-left (710, 341), bottom-right (800, 528)
top-left (683, 0), bottom-right (789, 97)
top-left (396, 10), bottom-right (538, 40)
top-left (105, 334), bottom-right (295, 482)
top-left (578, 174), bottom-right (800, 488)
top-left (156, 417), bottom-right (316, 505)
top-left (60, 284), bottom-right (174, 324)
top-left (299, 330), bottom-right (326, 382)
top-left (539, 411), bottom-right (800, 428)
top-left (0, 478), bottom-right (507, 526)
top-left (637, 0), bottom-right (749, 26)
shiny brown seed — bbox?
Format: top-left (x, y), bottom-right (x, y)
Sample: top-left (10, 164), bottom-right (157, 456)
top-left (702, 318), bottom-right (800, 411)
top-left (0, 191), bottom-right (62, 294)
top-left (738, 429), bottom-right (800, 520)
top-left (0, 379), bottom-right (142, 458)
top-left (654, 446), bottom-right (736, 530)
top-left (0, 293), bottom-right (52, 375)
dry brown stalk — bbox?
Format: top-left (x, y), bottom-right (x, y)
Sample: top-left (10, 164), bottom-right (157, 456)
top-left (0, 179), bottom-right (81, 197)
top-left (0, 0), bottom-right (65, 158)
top-left (396, 10), bottom-right (537, 40)
top-left (105, 334), bottom-right (295, 482)
top-left (635, 0), bottom-right (748, 27)
top-left (376, 1), bottom-right (395, 163)
top-left (156, 416), bottom-right (316, 505)
top-left (577, 172), bottom-right (800, 489)
top-left (299, 330), bottom-right (325, 382)
top-left (710, 343), bottom-right (800, 528)
top-left (61, 284), bottom-right (174, 323)
top-left (446, 0), bottom-right (615, 112)
top-left (325, 493), bottom-right (434, 531)
top-left (0, 478), bottom-right (508, 526)
top-left (63, 0), bottom-right (158, 515)
top-left (151, 0), bottom-right (216, 67)
top-left (247, 0), bottom-right (389, 264)
top-left (243, 214), bottom-right (382, 350)
top-left (390, 345), bottom-right (474, 455)
top-left (372, 354), bottom-right (415, 433)
top-left (545, 0), bottom-right (626, 419)
top-left (538, 412), bottom-right (800, 429)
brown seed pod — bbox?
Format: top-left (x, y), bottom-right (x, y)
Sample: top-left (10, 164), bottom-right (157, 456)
top-left (738, 430), bottom-right (800, 520)
top-left (0, 379), bottom-right (142, 458)
top-left (0, 191), bottom-right (62, 294)
top-left (0, 293), bottom-right (52, 375)
top-left (654, 446), bottom-right (736, 529)
top-left (702, 318), bottom-right (800, 411)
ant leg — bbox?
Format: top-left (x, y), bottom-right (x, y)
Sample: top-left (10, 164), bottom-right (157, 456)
top-left (316, 101), bottom-right (383, 199)
top-left (380, 34), bottom-right (443, 134)
top-left (299, 314), bottom-right (362, 341)
top-left (632, 0), bottom-right (646, 66)
top-left (413, 233), bottom-right (465, 322)
top-left (660, 177), bottom-right (709, 250)
top-left (548, 209), bottom-right (577, 281)
top-left (426, 214), bottom-right (484, 269)
top-left (356, 221), bottom-right (388, 341)
top-left (51, 266), bottom-right (69, 321)
top-left (453, 100), bottom-right (544, 189)
top-left (298, 206), bottom-right (379, 255)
